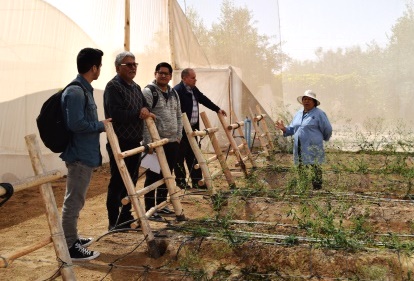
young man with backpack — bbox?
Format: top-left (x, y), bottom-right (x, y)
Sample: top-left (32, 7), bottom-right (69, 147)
top-left (103, 51), bottom-right (154, 231)
top-left (60, 48), bottom-right (111, 261)
top-left (142, 62), bottom-right (182, 220)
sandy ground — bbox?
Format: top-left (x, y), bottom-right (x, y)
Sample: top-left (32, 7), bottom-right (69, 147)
top-left (1, 153), bottom-right (414, 280)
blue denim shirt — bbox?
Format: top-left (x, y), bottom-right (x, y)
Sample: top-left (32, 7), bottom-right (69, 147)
top-left (284, 107), bottom-right (332, 165)
top-left (60, 74), bottom-right (105, 167)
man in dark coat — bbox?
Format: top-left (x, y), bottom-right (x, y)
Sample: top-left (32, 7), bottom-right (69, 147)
top-left (173, 68), bottom-right (227, 189)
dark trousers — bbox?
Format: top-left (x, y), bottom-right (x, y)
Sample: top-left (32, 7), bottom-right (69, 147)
top-left (144, 142), bottom-right (179, 211)
top-left (106, 142), bottom-right (141, 227)
top-left (174, 132), bottom-right (202, 188)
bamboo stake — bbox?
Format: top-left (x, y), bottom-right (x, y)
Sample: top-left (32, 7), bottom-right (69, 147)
top-left (191, 127), bottom-right (219, 137)
top-left (227, 121), bottom-right (245, 130)
top-left (194, 155), bottom-right (218, 169)
top-left (145, 117), bottom-right (185, 221)
top-left (201, 112), bottom-right (235, 188)
top-left (256, 105), bottom-right (274, 150)
top-left (124, 0), bottom-right (130, 51)
top-left (198, 169), bottom-right (223, 186)
top-left (217, 113), bottom-right (248, 177)
top-left (231, 111), bottom-right (257, 168)
top-left (0, 170), bottom-right (62, 197)
top-left (119, 139), bottom-right (168, 159)
top-left (121, 179), bottom-right (165, 205)
top-left (249, 107), bottom-right (269, 157)
top-left (168, 0), bottom-right (176, 70)
top-left (24, 134), bottom-right (75, 280)
top-left (181, 113), bottom-right (215, 194)
top-left (105, 123), bottom-right (161, 258)
top-left (0, 236), bottom-right (52, 268)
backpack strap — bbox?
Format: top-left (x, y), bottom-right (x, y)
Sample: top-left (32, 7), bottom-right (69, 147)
top-left (64, 81), bottom-right (88, 108)
top-left (145, 85), bottom-right (159, 109)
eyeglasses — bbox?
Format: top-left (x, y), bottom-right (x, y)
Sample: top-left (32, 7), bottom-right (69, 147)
top-left (119, 62), bottom-right (139, 68)
top-left (156, 72), bottom-right (171, 77)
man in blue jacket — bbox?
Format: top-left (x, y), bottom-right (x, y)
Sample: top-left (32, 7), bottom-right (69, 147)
top-left (60, 48), bottom-right (111, 260)
top-left (173, 68), bottom-right (227, 190)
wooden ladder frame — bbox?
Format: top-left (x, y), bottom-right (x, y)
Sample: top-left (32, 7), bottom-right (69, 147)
top-left (181, 112), bottom-right (236, 192)
top-left (105, 118), bottom-right (186, 258)
top-left (250, 104), bottom-right (275, 154)
top-left (217, 112), bottom-right (257, 178)
top-left (0, 134), bottom-right (75, 280)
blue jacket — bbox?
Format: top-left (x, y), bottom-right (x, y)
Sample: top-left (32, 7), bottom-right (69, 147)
top-left (60, 74), bottom-right (105, 167)
top-left (284, 107), bottom-right (332, 165)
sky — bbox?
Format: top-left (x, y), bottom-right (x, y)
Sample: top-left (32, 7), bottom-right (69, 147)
top-left (177, 0), bottom-right (409, 60)
top-left (43, 0), bottom-right (409, 61)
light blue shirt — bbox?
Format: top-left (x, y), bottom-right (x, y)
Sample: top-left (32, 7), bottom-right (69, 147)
top-left (284, 107), bottom-right (332, 165)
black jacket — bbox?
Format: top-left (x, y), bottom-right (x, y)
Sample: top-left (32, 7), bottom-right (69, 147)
top-left (174, 81), bottom-right (220, 130)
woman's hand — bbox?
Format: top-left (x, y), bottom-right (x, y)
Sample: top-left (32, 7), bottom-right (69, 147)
top-left (275, 120), bottom-right (286, 133)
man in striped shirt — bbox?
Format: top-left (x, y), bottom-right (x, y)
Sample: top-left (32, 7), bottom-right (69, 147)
top-left (173, 68), bottom-right (227, 189)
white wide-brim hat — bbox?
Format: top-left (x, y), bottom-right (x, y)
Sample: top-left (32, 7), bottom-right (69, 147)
top-left (297, 90), bottom-right (321, 106)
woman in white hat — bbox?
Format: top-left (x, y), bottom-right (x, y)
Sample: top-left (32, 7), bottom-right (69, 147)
top-left (275, 90), bottom-right (332, 190)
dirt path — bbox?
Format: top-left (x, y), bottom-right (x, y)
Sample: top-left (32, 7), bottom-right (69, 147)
top-left (1, 156), bottom-right (414, 280)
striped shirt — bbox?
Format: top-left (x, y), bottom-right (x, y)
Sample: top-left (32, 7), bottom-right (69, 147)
top-left (185, 84), bottom-right (199, 125)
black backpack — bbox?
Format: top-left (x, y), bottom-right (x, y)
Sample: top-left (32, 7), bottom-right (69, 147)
top-left (36, 82), bottom-right (86, 153)
top-left (145, 84), bottom-right (177, 108)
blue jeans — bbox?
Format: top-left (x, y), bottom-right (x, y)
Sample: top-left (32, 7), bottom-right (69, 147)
top-left (62, 161), bottom-right (93, 247)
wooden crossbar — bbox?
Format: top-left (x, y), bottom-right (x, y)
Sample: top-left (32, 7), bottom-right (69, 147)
top-left (0, 236), bottom-right (52, 268)
top-left (119, 139), bottom-right (169, 159)
top-left (200, 112), bottom-right (235, 189)
top-left (255, 105), bottom-right (275, 151)
top-left (191, 127), bottom-right (219, 137)
top-left (0, 170), bottom-right (62, 197)
top-left (181, 113), bottom-right (215, 193)
top-left (121, 179), bottom-right (165, 205)
top-left (0, 134), bottom-right (77, 279)
top-left (105, 122), bottom-right (161, 258)
top-left (218, 112), bottom-right (257, 176)
top-left (144, 117), bottom-right (185, 221)
top-left (249, 107), bottom-right (269, 157)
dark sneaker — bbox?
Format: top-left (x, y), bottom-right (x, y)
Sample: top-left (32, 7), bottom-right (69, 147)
top-left (158, 207), bottom-right (174, 215)
top-left (313, 184), bottom-right (322, 190)
top-left (78, 237), bottom-right (93, 247)
top-left (69, 241), bottom-right (100, 261)
top-left (149, 213), bottom-right (163, 222)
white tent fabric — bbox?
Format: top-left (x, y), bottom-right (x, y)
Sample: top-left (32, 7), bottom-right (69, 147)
top-left (1, 0), bottom-right (272, 181)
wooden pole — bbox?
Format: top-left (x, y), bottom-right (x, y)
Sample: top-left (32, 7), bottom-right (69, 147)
top-left (124, 0), bottom-right (130, 51)
top-left (217, 113), bottom-right (248, 177)
top-left (121, 179), bottom-right (165, 205)
top-left (227, 121), bottom-right (245, 130)
top-left (0, 236), bottom-right (52, 268)
top-left (120, 139), bottom-right (169, 159)
top-left (181, 113), bottom-right (214, 193)
top-left (168, 0), bottom-right (177, 70)
top-left (0, 170), bottom-right (62, 197)
top-left (24, 134), bottom-right (75, 280)
top-left (201, 112), bottom-right (236, 188)
top-left (105, 123), bottom-right (161, 258)
top-left (249, 107), bottom-right (269, 157)
top-left (256, 105), bottom-right (274, 150)
top-left (191, 127), bottom-right (219, 137)
top-left (231, 111), bottom-right (257, 168)
top-left (145, 117), bottom-right (185, 220)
